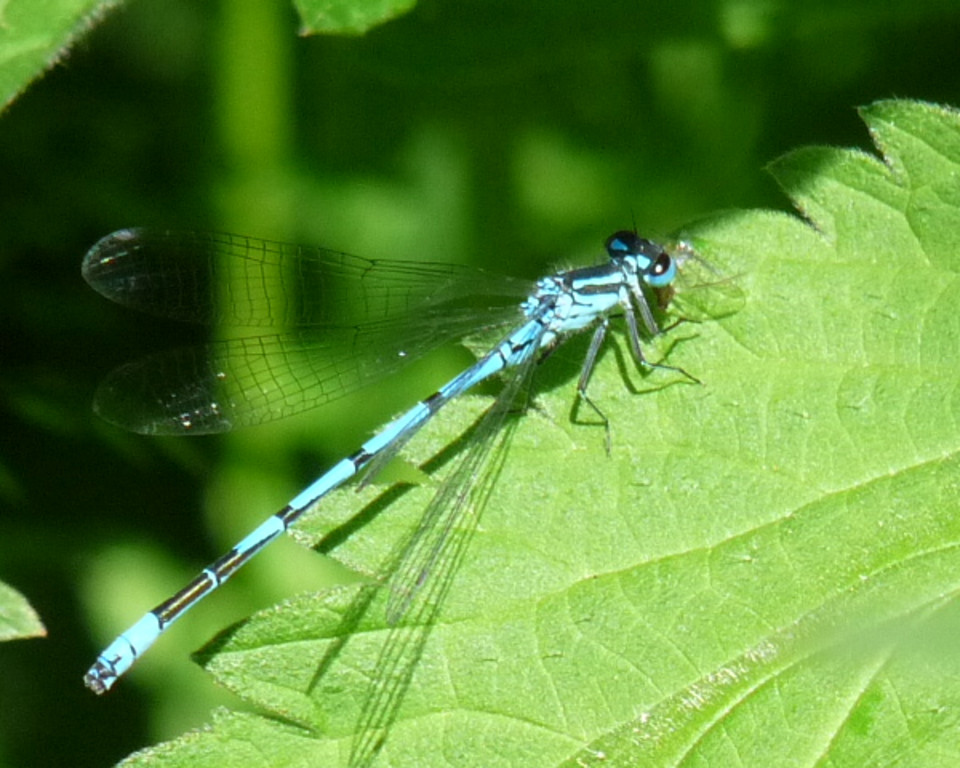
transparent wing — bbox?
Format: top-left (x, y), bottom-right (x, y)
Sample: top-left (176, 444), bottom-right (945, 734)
top-left (350, 328), bottom-right (542, 767)
top-left (92, 305), bottom-right (526, 435)
top-left (383, 352), bottom-right (536, 625)
top-left (84, 228), bottom-right (537, 434)
top-left (82, 228), bottom-right (534, 328)
top-left (664, 240), bottom-right (746, 322)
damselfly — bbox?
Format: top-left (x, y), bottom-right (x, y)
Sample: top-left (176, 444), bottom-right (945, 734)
top-left (82, 227), bottom-right (738, 693)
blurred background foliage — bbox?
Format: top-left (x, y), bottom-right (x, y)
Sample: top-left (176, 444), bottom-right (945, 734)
top-left (1, 0), bottom-right (959, 765)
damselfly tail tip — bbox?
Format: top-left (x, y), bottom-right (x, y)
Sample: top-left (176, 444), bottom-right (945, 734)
top-left (83, 662), bottom-right (116, 695)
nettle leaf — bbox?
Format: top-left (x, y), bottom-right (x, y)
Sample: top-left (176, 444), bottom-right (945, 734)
top-left (123, 100), bottom-right (960, 767)
top-left (293, 0), bottom-right (417, 35)
top-left (0, 0), bottom-right (120, 113)
top-left (0, 1), bottom-right (416, 113)
top-left (0, 581), bottom-right (45, 641)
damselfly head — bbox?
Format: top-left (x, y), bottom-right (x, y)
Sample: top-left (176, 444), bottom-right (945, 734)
top-left (604, 231), bottom-right (676, 288)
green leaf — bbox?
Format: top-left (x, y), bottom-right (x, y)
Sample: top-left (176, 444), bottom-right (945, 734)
top-left (293, 0), bottom-right (417, 35)
top-left (0, 0), bottom-right (121, 113)
top-left (0, 0), bottom-right (417, 113)
top-left (0, 581), bottom-right (45, 641)
top-left (122, 99), bottom-right (960, 766)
